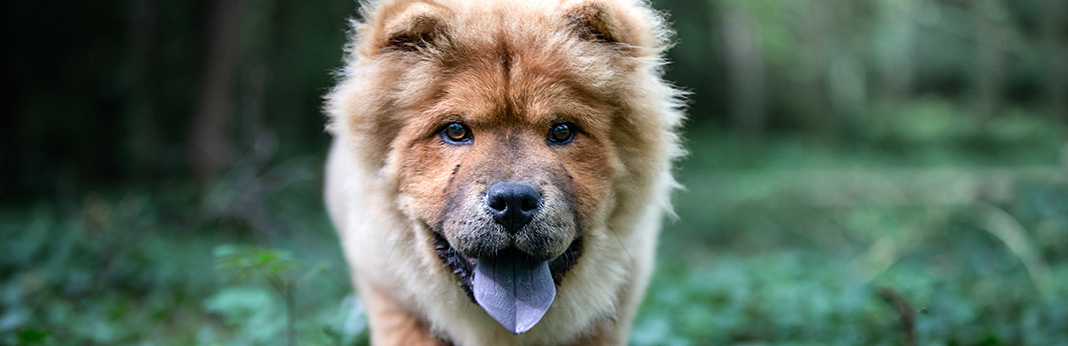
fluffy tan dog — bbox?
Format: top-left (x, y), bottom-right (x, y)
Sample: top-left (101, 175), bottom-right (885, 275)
top-left (324, 0), bottom-right (683, 344)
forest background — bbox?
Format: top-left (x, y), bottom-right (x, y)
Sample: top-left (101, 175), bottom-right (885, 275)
top-left (2, 0), bottom-right (1066, 344)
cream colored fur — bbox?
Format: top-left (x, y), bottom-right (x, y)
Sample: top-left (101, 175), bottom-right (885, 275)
top-left (324, 0), bottom-right (683, 344)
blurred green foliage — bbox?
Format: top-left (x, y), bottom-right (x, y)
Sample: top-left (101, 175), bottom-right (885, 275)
top-left (2, 0), bottom-right (1067, 344)
top-left (2, 130), bottom-right (1065, 344)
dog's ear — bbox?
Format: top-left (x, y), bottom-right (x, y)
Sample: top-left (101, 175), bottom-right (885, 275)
top-left (563, 0), bottom-right (626, 44)
top-left (561, 0), bottom-right (668, 56)
top-left (370, 1), bottom-right (451, 54)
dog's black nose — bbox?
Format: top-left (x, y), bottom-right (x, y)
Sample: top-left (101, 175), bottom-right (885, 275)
top-left (485, 182), bottom-right (540, 233)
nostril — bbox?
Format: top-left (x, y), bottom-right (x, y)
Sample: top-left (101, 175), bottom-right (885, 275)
top-left (520, 195), bottom-right (539, 212)
top-left (488, 195), bottom-right (507, 212)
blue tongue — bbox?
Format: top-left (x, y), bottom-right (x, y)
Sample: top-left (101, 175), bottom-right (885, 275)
top-left (472, 253), bottom-right (556, 334)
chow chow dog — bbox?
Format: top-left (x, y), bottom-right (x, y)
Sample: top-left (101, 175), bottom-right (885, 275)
top-left (324, 0), bottom-right (683, 344)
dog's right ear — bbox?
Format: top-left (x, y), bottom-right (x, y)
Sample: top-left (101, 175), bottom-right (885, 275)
top-left (562, 0), bottom-right (628, 45)
top-left (368, 1), bottom-right (451, 54)
top-left (560, 0), bottom-right (668, 57)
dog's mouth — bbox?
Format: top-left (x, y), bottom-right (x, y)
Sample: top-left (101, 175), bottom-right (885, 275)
top-left (432, 231), bottom-right (583, 334)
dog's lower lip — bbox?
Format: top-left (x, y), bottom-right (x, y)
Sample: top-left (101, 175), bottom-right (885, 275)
top-left (470, 247), bottom-right (553, 263)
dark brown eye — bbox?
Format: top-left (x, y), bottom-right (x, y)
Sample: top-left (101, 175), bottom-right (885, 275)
top-left (442, 122), bottom-right (472, 144)
top-left (547, 123), bottom-right (575, 144)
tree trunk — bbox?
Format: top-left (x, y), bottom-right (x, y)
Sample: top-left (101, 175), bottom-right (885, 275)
top-left (972, 1), bottom-right (1005, 124)
top-left (188, 0), bottom-right (244, 182)
top-left (722, 4), bottom-right (766, 139)
top-left (1042, 0), bottom-right (1066, 125)
top-left (126, 0), bottom-right (160, 177)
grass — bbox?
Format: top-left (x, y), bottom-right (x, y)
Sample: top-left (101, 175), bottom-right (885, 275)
top-left (635, 120), bottom-right (1068, 345)
top-left (2, 112), bottom-right (1066, 345)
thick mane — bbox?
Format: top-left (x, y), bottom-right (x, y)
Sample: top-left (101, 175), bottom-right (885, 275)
top-left (324, 1), bottom-right (683, 344)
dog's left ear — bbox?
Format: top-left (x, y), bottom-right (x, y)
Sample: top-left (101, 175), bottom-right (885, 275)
top-left (561, 0), bottom-right (668, 56)
top-left (375, 1), bottom-right (452, 54)
top-left (354, 0), bottom-right (455, 58)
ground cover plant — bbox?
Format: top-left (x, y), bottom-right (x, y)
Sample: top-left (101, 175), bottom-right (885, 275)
top-left (2, 109), bottom-right (1065, 345)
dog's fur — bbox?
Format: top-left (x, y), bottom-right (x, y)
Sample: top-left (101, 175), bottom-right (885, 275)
top-left (324, 0), bottom-right (683, 344)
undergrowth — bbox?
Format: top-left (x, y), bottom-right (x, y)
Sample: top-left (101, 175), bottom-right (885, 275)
top-left (2, 119), bottom-right (1066, 345)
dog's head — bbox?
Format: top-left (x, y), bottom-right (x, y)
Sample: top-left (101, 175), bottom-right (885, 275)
top-left (328, 0), bottom-right (677, 335)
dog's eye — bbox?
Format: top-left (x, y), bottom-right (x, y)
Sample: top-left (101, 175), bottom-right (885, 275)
top-left (442, 123), bottom-right (473, 144)
top-left (547, 123), bottom-right (575, 144)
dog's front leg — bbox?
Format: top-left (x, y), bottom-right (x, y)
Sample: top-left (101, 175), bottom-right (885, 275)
top-left (363, 284), bottom-right (448, 346)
